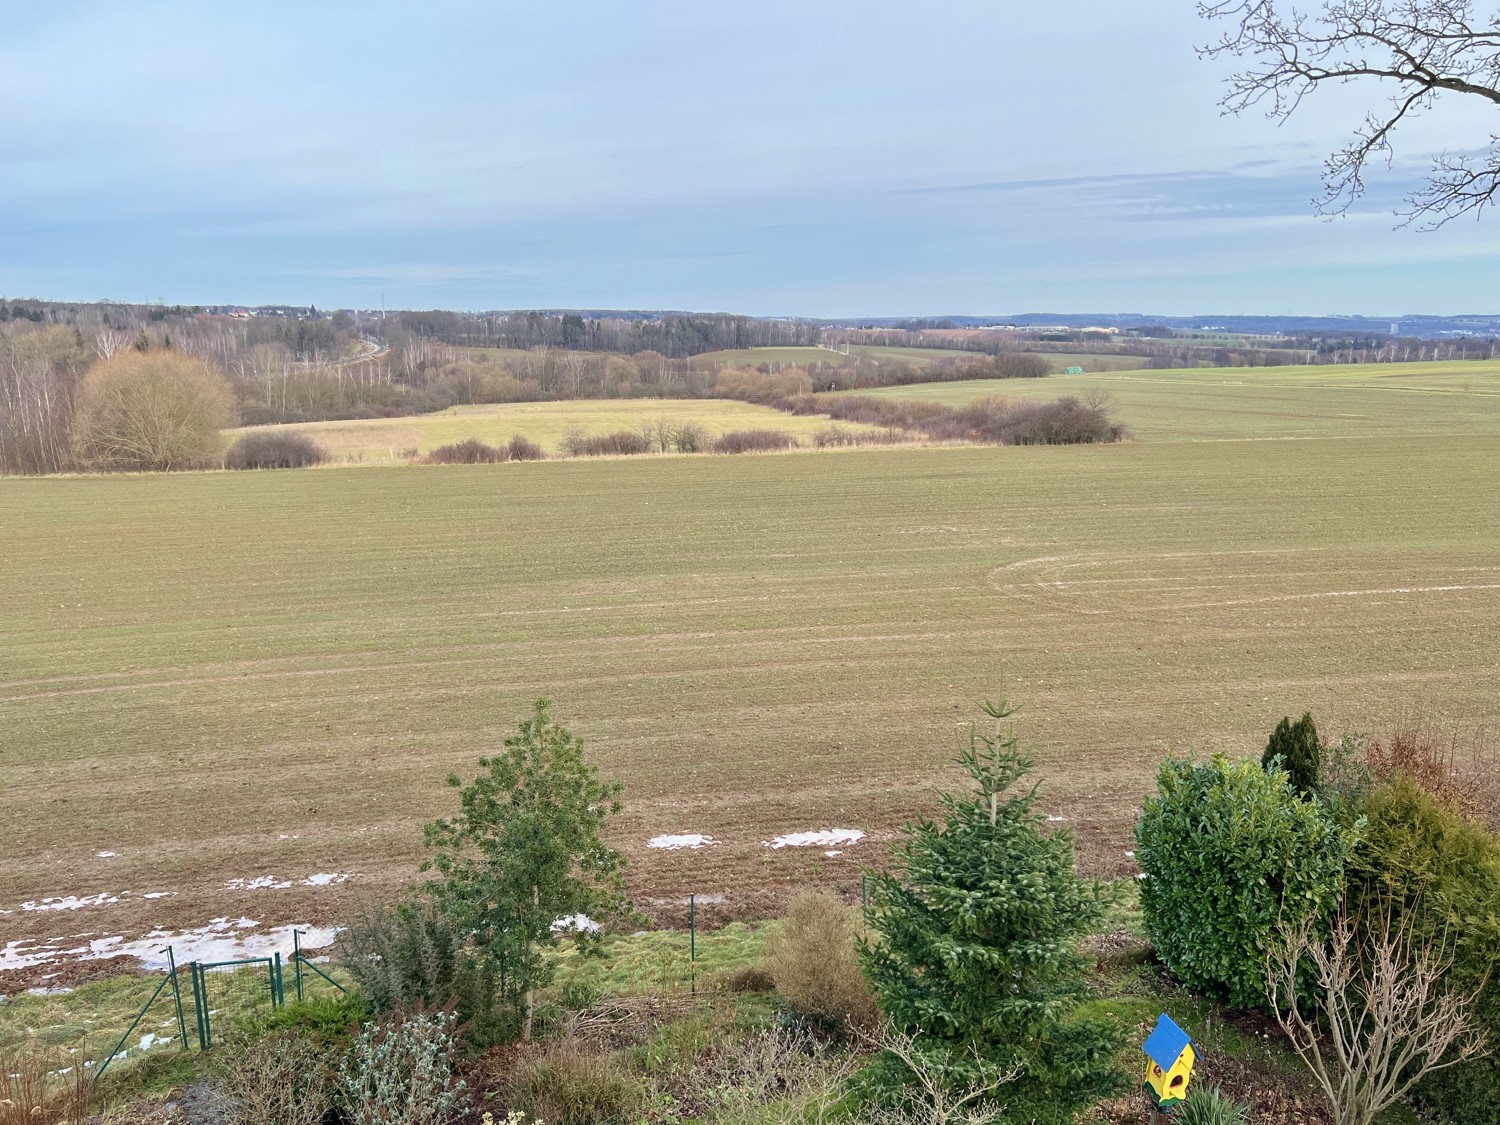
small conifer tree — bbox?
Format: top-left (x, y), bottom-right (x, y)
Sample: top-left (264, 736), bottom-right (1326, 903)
top-left (857, 700), bottom-right (1126, 1124)
top-left (1263, 712), bottom-right (1323, 795)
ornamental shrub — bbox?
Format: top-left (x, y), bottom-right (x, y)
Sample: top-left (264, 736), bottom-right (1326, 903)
top-left (1262, 712), bottom-right (1322, 796)
top-left (1135, 754), bottom-right (1358, 1009)
top-left (1347, 776), bottom-right (1500, 1123)
top-left (339, 1010), bottom-right (468, 1125)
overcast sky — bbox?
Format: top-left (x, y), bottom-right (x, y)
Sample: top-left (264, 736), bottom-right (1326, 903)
top-left (4, 0), bottom-right (1498, 315)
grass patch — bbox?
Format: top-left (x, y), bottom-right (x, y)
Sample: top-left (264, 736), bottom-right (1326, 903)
top-left (860, 359), bottom-right (1500, 441)
top-left (228, 398), bottom-right (882, 464)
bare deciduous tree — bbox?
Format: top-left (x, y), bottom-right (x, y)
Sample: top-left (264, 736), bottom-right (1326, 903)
top-left (1200, 0), bottom-right (1500, 226)
top-left (1266, 897), bottom-right (1488, 1125)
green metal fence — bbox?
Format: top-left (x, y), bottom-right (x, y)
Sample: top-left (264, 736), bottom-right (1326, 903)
top-left (95, 939), bottom-right (345, 1078)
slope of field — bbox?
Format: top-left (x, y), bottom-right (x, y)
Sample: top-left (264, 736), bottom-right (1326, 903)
top-left (5, 433), bottom-right (1499, 955)
top-left (690, 345), bottom-right (849, 368)
top-left (228, 399), bottom-right (879, 463)
top-left (688, 343), bottom-right (1137, 370)
top-left (860, 361), bottom-right (1500, 441)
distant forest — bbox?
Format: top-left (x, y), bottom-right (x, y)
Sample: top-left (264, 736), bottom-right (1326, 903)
top-left (5, 297), bottom-right (1499, 474)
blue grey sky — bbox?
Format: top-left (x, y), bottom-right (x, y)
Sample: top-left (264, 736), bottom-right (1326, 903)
top-left (4, 0), bottom-right (1498, 315)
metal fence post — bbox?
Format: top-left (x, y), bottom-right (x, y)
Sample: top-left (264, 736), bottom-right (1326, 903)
top-left (272, 952), bottom-right (283, 1007)
top-left (293, 929), bottom-right (305, 1002)
top-left (191, 962), bottom-right (208, 1050)
top-left (165, 946), bottom-right (189, 1051)
top-left (689, 893), bottom-right (697, 995)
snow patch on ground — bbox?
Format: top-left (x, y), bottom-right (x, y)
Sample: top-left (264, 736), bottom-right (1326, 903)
top-left (21, 893), bottom-right (122, 913)
top-left (766, 829), bottom-right (865, 850)
top-left (225, 876), bottom-right (292, 891)
top-left (224, 873), bottom-right (352, 891)
top-left (96, 851), bottom-right (119, 858)
top-left (0, 919), bottom-right (338, 973)
top-left (647, 834), bottom-right (716, 851)
top-left (551, 914), bottom-right (600, 934)
top-left (1046, 816), bottom-right (1068, 823)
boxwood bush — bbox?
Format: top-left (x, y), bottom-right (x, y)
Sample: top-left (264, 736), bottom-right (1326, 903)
top-left (1135, 755), bottom-right (1358, 1009)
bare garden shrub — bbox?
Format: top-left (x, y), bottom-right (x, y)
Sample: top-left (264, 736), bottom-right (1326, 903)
top-left (765, 889), bottom-right (879, 1033)
top-left (696, 1027), bottom-right (853, 1125)
top-left (1266, 897), bottom-right (1487, 1125)
top-left (425, 438), bottom-right (505, 464)
top-left (211, 1030), bottom-right (331, 1125)
top-left (1360, 721), bottom-right (1500, 827)
top-left (712, 429), bottom-right (797, 454)
top-left (506, 1037), bottom-right (644, 1125)
top-left (0, 1040), bottom-right (90, 1125)
top-left (224, 431), bottom-right (329, 470)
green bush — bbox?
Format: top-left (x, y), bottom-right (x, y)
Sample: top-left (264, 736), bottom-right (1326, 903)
top-left (1135, 754), bottom-right (1358, 1009)
top-left (1261, 712), bottom-right (1322, 795)
top-left (1348, 776), bottom-right (1500, 1122)
top-left (232, 993), bottom-right (368, 1051)
top-left (335, 897), bottom-right (516, 1047)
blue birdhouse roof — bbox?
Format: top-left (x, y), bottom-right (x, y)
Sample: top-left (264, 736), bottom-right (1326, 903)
top-left (1144, 1013), bottom-right (1193, 1069)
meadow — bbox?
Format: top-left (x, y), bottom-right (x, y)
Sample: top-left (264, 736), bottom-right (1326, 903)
top-left (227, 398), bottom-right (883, 463)
top-left (864, 360), bottom-right (1500, 441)
top-left (5, 357), bottom-right (1499, 967)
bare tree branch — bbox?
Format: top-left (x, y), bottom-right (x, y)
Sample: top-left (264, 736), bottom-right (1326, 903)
top-left (1200, 0), bottom-right (1500, 225)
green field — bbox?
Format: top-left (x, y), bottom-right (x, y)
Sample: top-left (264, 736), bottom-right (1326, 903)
top-left (5, 361), bottom-right (1500, 957)
top-left (228, 398), bottom-right (879, 463)
top-left (862, 361), bottom-right (1500, 441)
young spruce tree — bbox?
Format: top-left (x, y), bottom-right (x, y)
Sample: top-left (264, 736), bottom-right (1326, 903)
top-left (1261, 711), bottom-right (1322, 796)
top-left (423, 700), bottom-right (628, 1041)
top-left (858, 700), bottom-right (1126, 1124)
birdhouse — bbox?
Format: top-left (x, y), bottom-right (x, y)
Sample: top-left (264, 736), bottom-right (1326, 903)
top-left (1142, 1012), bottom-right (1196, 1108)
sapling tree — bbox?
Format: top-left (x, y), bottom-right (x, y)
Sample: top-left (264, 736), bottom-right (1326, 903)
top-left (423, 700), bottom-right (629, 1040)
top-left (857, 699), bottom-right (1126, 1125)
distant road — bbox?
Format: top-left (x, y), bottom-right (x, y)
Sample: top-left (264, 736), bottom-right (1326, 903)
top-left (337, 336), bottom-right (387, 365)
